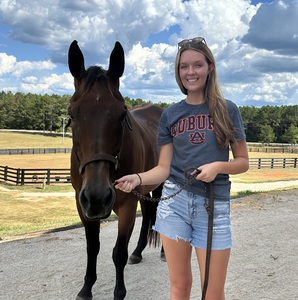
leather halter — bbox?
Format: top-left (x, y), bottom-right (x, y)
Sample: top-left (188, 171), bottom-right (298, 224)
top-left (75, 114), bottom-right (131, 175)
top-left (78, 153), bottom-right (119, 175)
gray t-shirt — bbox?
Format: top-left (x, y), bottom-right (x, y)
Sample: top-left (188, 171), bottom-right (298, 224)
top-left (158, 99), bottom-right (246, 199)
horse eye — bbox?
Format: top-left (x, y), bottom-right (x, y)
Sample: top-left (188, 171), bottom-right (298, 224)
top-left (120, 111), bottom-right (127, 121)
top-left (67, 108), bottom-right (74, 120)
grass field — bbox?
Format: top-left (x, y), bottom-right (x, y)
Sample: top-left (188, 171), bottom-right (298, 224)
top-left (0, 132), bottom-right (73, 148)
top-left (0, 132), bottom-right (297, 239)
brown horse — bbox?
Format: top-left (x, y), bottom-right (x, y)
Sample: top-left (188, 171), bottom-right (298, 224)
top-left (68, 40), bottom-right (163, 300)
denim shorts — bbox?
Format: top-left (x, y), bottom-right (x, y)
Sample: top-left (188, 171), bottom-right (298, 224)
top-left (153, 180), bottom-right (232, 250)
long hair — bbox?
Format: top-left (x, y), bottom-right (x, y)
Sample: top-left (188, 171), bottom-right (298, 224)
top-left (175, 42), bottom-right (237, 148)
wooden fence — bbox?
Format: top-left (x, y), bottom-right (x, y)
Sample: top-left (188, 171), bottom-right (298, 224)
top-left (0, 166), bottom-right (70, 185)
top-left (247, 147), bottom-right (298, 154)
top-left (0, 147), bottom-right (297, 156)
top-left (249, 158), bottom-right (297, 169)
top-left (0, 148), bottom-right (71, 155)
top-left (0, 157), bottom-right (297, 185)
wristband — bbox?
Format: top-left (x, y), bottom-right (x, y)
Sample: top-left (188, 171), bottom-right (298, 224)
top-left (136, 173), bottom-right (142, 186)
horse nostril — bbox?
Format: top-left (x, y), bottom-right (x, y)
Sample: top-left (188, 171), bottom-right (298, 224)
top-left (105, 187), bottom-right (113, 201)
top-left (79, 185), bottom-right (116, 219)
top-left (79, 189), bottom-right (90, 211)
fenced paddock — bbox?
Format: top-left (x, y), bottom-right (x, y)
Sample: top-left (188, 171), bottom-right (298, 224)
top-left (0, 146), bottom-right (297, 156)
top-left (0, 148), bottom-right (71, 155)
top-left (0, 157), bottom-right (297, 186)
top-left (0, 166), bottom-right (70, 185)
top-left (247, 146), bottom-right (298, 154)
top-left (249, 157), bottom-right (297, 169)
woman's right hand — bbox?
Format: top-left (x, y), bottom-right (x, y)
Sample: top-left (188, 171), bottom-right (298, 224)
top-left (114, 174), bottom-right (141, 193)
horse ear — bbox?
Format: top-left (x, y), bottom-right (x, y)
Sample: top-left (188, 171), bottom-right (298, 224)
top-left (107, 41), bottom-right (125, 83)
top-left (68, 40), bottom-right (86, 79)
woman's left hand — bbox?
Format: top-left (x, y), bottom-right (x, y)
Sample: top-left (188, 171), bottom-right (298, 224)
top-left (193, 162), bottom-right (219, 183)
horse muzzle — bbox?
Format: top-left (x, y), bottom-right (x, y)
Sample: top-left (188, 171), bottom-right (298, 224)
top-left (79, 183), bottom-right (116, 220)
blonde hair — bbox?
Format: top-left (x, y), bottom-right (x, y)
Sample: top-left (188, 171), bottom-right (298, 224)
top-left (175, 42), bottom-right (237, 148)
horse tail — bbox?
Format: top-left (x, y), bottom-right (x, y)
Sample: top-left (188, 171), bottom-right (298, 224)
top-left (141, 200), bottom-right (159, 247)
top-left (148, 227), bottom-right (160, 247)
top-left (146, 184), bottom-right (163, 247)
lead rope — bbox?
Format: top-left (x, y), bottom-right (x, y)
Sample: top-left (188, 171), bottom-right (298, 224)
top-left (131, 167), bottom-right (200, 202)
top-left (131, 177), bottom-right (195, 201)
top-left (201, 182), bottom-right (214, 300)
top-left (130, 167), bottom-right (214, 300)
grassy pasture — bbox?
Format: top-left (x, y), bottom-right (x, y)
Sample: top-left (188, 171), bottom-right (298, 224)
top-left (0, 132), bottom-right (297, 239)
top-left (0, 131), bottom-right (73, 148)
top-left (0, 187), bottom-right (79, 239)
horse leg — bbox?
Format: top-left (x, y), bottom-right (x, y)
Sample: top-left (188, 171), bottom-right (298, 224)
top-left (112, 205), bottom-right (137, 300)
top-left (128, 196), bottom-right (156, 264)
top-left (151, 184), bottom-right (167, 262)
top-left (76, 221), bottom-right (100, 300)
top-left (129, 184), bottom-right (165, 264)
top-left (160, 245), bottom-right (166, 261)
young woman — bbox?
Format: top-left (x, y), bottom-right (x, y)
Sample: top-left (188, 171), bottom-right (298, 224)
top-left (115, 37), bottom-right (249, 300)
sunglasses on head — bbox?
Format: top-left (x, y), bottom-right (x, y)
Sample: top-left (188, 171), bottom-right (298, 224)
top-left (178, 37), bottom-right (207, 49)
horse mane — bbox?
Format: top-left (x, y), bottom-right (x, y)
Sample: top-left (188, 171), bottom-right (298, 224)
top-left (130, 103), bottom-right (152, 111)
top-left (82, 66), bottom-right (108, 92)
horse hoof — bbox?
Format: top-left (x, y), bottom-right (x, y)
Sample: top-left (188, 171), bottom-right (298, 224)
top-left (160, 252), bottom-right (166, 262)
top-left (128, 254), bottom-right (142, 264)
top-left (76, 295), bottom-right (92, 300)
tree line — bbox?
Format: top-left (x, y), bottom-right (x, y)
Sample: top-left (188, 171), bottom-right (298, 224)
top-left (0, 91), bottom-right (297, 144)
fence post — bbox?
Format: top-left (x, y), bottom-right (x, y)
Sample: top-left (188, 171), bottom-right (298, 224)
top-left (258, 158), bottom-right (261, 169)
top-left (271, 158), bottom-right (274, 169)
top-left (294, 158), bottom-right (297, 168)
top-left (4, 166), bottom-right (8, 181)
top-left (47, 169), bottom-right (51, 185)
top-left (16, 168), bottom-right (21, 185)
top-left (283, 158), bottom-right (286, 168)
top-left (21, 169), bottom-right (25, 185)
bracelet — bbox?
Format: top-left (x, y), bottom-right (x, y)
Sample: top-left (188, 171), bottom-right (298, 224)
top-left (136, 173), bottom-right (142, 186)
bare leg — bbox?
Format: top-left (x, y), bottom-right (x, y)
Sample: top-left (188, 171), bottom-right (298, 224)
top-left (161, 234), bottom-right (193, 300)
top-left (195, 248), bottom-right (230, 300)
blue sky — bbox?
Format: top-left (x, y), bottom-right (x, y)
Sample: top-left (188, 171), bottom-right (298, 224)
top-left (0, 0), bottom-right (298, 107)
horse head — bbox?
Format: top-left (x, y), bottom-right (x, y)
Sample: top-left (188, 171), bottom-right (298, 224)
top-left (68, 40), bottom-right (128, 220)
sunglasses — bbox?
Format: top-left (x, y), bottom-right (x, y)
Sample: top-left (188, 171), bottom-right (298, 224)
top-left (178, 37), bottom-right (207, 49)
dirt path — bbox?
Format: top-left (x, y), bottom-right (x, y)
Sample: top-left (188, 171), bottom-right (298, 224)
top-left (0, 188), bottom-right (297, 300)
top-left (232, 180), bottom-right (298, 192)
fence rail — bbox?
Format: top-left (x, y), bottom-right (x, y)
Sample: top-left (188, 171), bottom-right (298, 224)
top-left (0, 166), bottom-right (70, 185)
top-left (247, 147), bottom-right (298, 154)
top-left (249, 158), bottom-right (297, 169)
top-left (0, 147), bottom-right (297, 156)
top-left (0, 148), bottom-right (71, 155)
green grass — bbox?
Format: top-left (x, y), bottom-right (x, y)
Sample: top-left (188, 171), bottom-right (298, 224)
top-left (231, 190), bottom-right (258, 199)
top-left (0, 184), bottom-right (79, 238)
top-left (0, 182), bottom-right (74, 192)
top-left (0, 183), bottom-right (125, 239)
top-left (0, 131), bottom-right (73, 148)
top-left (0, 132), bottom-right (297, 239)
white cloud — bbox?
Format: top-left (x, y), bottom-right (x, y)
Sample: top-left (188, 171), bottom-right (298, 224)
top-left (179, 0), bottom-right (254, 46)
top-left (20, 73), bottom-right (73, 95)
top-left (0, 0), bottom-right (182, 61)
top-left (0, 53), bottom-right (17, 75)
top-left (15, 60), bottom-right (56, 76)
top-left (0, 53), bottom-right (55, 76)
top-left (0, 0), bottom-right (297, 106)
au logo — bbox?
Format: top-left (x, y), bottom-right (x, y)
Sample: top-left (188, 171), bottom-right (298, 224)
top-left (189, 132), bottom-right (206, 144)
